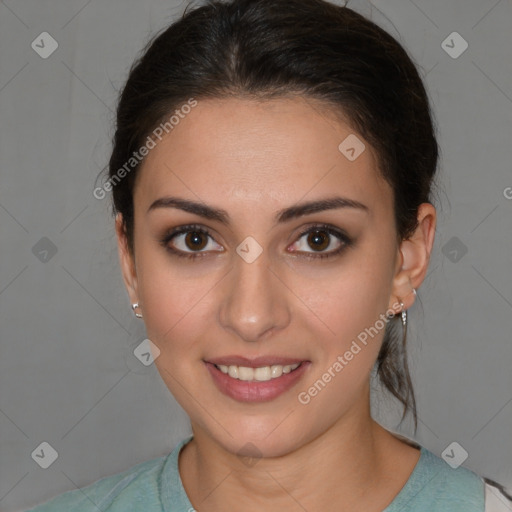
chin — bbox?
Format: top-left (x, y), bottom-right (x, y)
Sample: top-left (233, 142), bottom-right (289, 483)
top-left (201, 415), bottom-right (312, 459)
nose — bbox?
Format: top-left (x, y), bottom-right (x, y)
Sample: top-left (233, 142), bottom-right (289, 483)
top-left (218, 251), bottom-right (291, 343)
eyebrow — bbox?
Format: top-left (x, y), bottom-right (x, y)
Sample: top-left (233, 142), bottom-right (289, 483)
top-left (147, 195), bottom-right (369, 225)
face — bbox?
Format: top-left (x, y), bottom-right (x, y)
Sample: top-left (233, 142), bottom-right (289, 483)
top-left (117, 96), bottom-right (421, 458)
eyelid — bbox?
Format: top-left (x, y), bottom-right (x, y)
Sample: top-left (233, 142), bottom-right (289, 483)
top-left (295, 223), bottom-right (349, 241)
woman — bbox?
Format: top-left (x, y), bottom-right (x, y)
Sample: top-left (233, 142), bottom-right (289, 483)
top-left (28, 0), bottom-right (511, 510)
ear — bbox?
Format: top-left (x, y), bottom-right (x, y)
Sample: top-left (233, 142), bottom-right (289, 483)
top-left (115, 213), bottom-right (139, 305)
top-left (389, 203), bottom-right (437, 311)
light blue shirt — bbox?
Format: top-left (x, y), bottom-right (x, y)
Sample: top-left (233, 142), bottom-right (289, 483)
top-left (26, 436), bottom-right (485, 511)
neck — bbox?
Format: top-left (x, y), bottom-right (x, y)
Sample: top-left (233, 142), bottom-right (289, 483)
top-left (178, 407), bottom-right (419, 512)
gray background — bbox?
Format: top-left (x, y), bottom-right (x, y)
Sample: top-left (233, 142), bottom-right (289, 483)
top-left (0, 0), bottom-right (511, 510)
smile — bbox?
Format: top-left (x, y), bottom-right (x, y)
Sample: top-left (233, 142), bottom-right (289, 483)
top-left (205, 360), bottom-right (310, 402)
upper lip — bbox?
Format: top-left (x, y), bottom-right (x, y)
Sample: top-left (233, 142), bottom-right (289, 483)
top-left (205, 356), bottom-right (309, 367)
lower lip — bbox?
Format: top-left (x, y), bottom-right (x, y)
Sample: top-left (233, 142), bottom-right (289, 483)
top-left (205, 362), bottom-right (310, 403)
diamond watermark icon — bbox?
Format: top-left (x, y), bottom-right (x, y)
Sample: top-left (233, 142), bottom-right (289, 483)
top-left (338, 134), bottom-right (365, 161)
top-left (31, 32), bottom-right (59, 59)
top-left (32, 237), bottom-right (58, 263)
top-left (236, 236), bottom-right (263, 264)
top-left (441, 32), bottom-right (468, 59)
top-left (236, 442), bottom-right (263, 467)
top-left (441, 236), bottom-right (468, 263)
top-left (442, 441), bottom-right (468, 469)
top-left (134, 338), bottom-right (161, 366)
top-left (31, 442), bottom-right (58, 469)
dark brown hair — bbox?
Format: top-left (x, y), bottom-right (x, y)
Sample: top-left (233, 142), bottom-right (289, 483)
top-left (106, 0), bottom-right (440, 428)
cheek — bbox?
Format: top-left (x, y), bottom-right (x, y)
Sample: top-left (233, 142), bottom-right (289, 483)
top-left (290, 254), bottom-right (394, 394)
top-left (292, 258), bottom-right (391, 342)
top-left (135, 247), bottom-right (218, 355)
top-left (142, 283), bottom-right (213, 404)
top-left (142, 284), bottom-right (212, 351)
top-left (295, 273), bottom-right (390, 413)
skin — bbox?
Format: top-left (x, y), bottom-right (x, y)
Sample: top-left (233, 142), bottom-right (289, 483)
top-left (116, 96), bottom-right (436, 511)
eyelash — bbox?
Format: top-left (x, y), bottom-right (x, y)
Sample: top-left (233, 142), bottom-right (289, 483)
top-left (160, 223), bottom-right (353, 261)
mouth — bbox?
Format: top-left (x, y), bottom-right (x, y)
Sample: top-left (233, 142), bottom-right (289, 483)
top-left (204, 358), bottom-right (310, 403)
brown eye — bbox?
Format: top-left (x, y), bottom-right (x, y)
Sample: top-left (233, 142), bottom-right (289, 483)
top-left (307, 230), bottom-right (330, 251)
top-left (184, 231), bottom-right (208, 251)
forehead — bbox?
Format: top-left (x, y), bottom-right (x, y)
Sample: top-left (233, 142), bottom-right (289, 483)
top-left (134, 96), bottom-right (392, 218)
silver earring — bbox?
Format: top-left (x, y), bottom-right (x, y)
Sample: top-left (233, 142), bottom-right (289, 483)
top-left (400, 287), bottom-right (416, 327)
top-left (131, 303), bottom-right (143, 318)
top-left (400, 301), bottom-right (407, 328)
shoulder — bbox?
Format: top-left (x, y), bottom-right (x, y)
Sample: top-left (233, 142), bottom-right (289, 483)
top-left (25, 453), bottom-right (169, 512)
top-left (385, 443), bottom-right (486, 512)
top-left (391, 445), bottom-right (512, 512)
top-left (416, 447), bottom-right (485, 508)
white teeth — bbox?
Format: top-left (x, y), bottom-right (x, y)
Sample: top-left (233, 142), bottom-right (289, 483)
top-left (238, 366), bottom-right (253, 381)
top-left (216, 363), bottom-right (301, 381)
top-left (254, 366), bottom-right (271, 381)
top-left (270, 365), bottom-right (283, 378)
